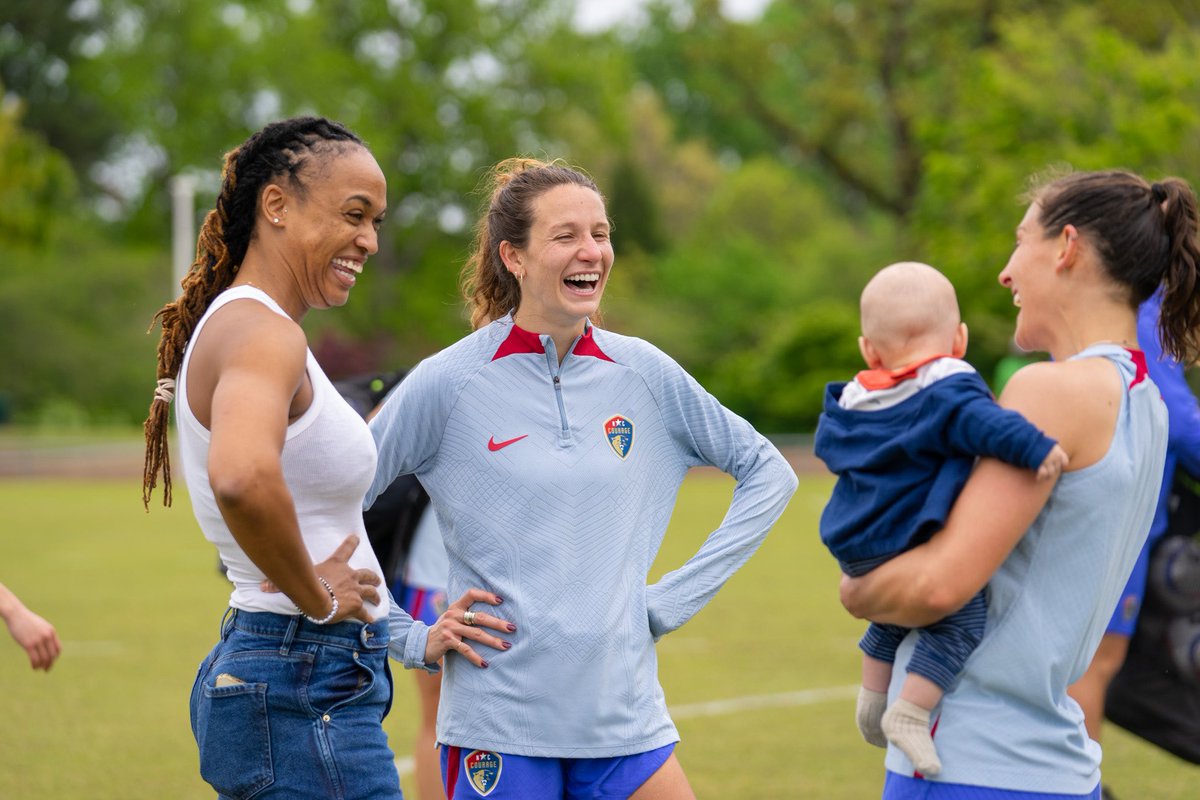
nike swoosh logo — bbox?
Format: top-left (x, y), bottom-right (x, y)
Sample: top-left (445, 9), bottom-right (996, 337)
top-left (487, 434), bottom-right (528, 452)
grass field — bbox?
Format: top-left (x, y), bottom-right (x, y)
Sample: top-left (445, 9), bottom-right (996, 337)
top-left (1, 463), bottom-right (1197, 798)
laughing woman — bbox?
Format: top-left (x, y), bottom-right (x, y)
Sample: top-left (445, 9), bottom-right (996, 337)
top-left (143, 117), bottom-right (509, 799)
top-left (841, 169), bottom-right (1200, 799)
top-left (367, 158), bottom-right (798, 799)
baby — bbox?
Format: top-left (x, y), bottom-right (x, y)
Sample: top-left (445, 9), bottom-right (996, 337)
top-left (815, 262), bottom-right (1068, 775)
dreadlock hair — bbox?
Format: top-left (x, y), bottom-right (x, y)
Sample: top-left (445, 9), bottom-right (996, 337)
top-left (460, 158), bottom-right (606, 329)
top-left (1031, 169), bottom-right (1200, 364)
top-left (142, 116), bottom-right (363, 509)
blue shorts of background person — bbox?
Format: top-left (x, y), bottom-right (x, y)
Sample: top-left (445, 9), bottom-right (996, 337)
top-left (392, 579), bottom-right (448, 627)
top-left (190, 609), bottom-right (401, 799)
top-left (1106, 539), bottom-right (1154, 638)
top-left (884, 771), bottom-right (1102, 799)
top-left (440, 742), bottom-right (675, 799)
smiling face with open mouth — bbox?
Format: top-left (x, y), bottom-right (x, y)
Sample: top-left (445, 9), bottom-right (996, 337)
top-left (506, 183), bottom-right (614, 347)
top-left (286, 145), bottom-right (387, 314)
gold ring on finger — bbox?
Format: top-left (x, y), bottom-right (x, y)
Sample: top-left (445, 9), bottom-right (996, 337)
top-left (462, 610), bottom-right (477, 626)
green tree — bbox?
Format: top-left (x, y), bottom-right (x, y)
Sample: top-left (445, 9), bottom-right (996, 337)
top-left (0, 95), bottom-right (76, 248)
top-left (627, 0), bottom-right (1200, 424)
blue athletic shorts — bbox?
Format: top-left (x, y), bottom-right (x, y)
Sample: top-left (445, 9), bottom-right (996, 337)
top-left (440, 742), bottom-right (675, 799)
top-left (390, 580), bottom-right (448, 626)
top-left (1106, 536), bottom-right (1153, 637)
top-left (883, 771), bottom-right (1100, 799)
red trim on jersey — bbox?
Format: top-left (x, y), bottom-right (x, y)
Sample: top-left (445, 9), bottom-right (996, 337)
top-left (490, 322), bottom-right (613, 362)
top-left (1126, 347), bottom-right (1148, 388)
top-left (491, 326), bottom-right (546, 360)
top-left (445, 745), bottom-right (461, 797)
top-left (572, 325), bottom-right (614, 362)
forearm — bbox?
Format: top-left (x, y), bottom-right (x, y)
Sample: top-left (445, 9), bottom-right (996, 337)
top-left (647, 440), bottom-right (797, 636)
top-left (840, 549), bottom-right (958, 628)
top-left (214, 476), bottom-right (331, 618)
top-left (841, 457), bottom-right (1054, 627)
top-left (0, 582), bottom-right (23, 623)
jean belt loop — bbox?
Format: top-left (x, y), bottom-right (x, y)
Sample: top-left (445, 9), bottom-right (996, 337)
top-left (220, 607), bottom-right (236, 640)
top-left (280, 614), bottom-right (300, 656)
top-left (360, 621), bottom-right (382, 649)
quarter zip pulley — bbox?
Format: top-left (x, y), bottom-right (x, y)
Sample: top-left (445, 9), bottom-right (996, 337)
top-left (542, 336), bottom-right (576, 444)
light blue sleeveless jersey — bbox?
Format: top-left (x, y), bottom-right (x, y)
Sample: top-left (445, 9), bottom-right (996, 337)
top-left (368, 315), bottom-right (798, 757)
top-left (885, 345), bottom-right (1168, 792)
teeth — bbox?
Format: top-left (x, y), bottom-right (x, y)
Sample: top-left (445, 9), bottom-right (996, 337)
top-left (332, 258), bottom-right (362, 274)
top-left (1013, 292), bottom-right (1021, 307)
top-left (566, 273), bottom-right (600, 282)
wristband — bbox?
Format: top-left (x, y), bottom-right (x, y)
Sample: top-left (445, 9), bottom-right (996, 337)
top-left (302, 577), bottom-right (339, 625)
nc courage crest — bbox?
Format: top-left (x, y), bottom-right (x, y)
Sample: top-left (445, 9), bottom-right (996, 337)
top-left (604, 414), bottom-right (634, 460)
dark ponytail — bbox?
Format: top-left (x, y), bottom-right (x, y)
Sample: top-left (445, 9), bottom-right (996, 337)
top-left (1153, 178), bottom-right (1200, 365)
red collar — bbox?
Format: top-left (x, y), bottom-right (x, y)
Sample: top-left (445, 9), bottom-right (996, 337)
top-left (491, 321), bottom-right (612, 362)
top-left (854, 354), bottom-right (953, 391)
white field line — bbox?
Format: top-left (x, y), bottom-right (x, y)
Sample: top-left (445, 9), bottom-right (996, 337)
top-left (668, 684), bottom-right (859, 720)
top-left (394, 684), bottom-right (858, 774)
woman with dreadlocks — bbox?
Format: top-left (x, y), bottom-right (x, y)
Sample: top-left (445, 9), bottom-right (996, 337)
top-left (142, 116), bottom-right (511, 798)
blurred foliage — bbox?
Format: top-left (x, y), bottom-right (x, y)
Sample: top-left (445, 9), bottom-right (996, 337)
top-left (2, 0), bottom-right (1200, 430)
top-left (0, 92), bottom-right (77, 247)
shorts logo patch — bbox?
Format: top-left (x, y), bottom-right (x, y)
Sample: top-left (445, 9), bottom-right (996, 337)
top-left (604, 415), bottom-right (634, 460)
top-left (1121, 594), bottom-right (1140, 623)
top-left (464, 749), bottom-right (502, 796)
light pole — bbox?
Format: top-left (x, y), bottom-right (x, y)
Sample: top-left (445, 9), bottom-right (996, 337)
top-left (169, 174), bottom-right (196, 294)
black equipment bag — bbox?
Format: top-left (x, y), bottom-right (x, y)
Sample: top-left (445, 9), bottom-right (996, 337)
top-left (1105, 472), bottom-right (1200, 764)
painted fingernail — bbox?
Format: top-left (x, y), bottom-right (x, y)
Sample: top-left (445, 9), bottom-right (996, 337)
top-left (494, 596), bottom-right (504, 604)
top-left (502, 641), bottom-right (512, 650)
top-left (481, 660), bottom-right (489, 669)
top-left (506, 623), bottom-right (517, 632)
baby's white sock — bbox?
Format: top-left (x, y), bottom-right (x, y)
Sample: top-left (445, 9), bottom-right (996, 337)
top-left (855, 686), bottom-right (888, 748)
top-left (882, 698), bottom-right (941, 776)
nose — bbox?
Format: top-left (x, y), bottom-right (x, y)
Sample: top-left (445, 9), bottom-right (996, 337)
top-left (357, 225), bottom-right (379, 256)
top-left (578, 235), bottom-right (603, 262)
top-left (998, 261), bottom-right (1013, 288)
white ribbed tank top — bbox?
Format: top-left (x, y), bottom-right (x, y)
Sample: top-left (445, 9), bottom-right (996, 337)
top-left (175, 285), bottom-right (389, 618)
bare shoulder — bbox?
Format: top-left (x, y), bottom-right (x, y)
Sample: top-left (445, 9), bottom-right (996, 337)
top-left (186, 298), bottom-right (308, 425)
top-left (999, 357), bottom-right (1123, 468)
top-left (200, 299), bottom-right (307, 370)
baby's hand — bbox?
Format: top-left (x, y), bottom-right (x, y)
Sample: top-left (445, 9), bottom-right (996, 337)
top-left (1036, 444), bottom-right (1069, 481)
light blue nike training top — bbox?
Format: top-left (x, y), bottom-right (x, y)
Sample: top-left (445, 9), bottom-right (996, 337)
top-left (368, 315), bottom-right (798, 758)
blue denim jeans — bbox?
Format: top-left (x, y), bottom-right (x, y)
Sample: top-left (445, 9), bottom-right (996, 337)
top-left (189, 609), bottom-right (403, 799)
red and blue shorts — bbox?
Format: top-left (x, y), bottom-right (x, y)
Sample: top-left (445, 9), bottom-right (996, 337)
top-left (440, 742), bottom-right (675, 799)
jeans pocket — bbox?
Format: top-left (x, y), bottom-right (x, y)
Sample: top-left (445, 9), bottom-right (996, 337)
top-left (306, 647), bottom-right (383, 718)
top-left (195, 681), bottom-right (274, 799)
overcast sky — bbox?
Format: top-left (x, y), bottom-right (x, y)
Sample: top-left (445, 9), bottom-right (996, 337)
top-left (573, 0), bottom-right (771, 32)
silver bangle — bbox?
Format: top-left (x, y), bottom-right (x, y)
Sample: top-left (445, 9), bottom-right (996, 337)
top-left (302, 577), bottom-right (339, 625)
